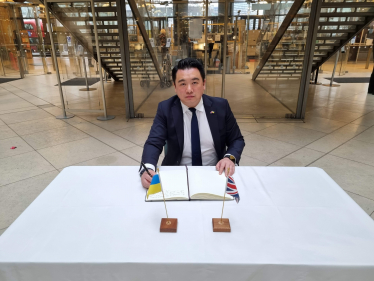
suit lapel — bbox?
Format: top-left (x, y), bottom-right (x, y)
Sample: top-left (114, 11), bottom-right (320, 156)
top-left (203, 95), bottom-right (221, 157)
top-left (171, 98), bottom-right (184, 153)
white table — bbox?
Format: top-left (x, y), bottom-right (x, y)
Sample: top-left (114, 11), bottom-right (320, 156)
top-left (1, 166), bottom-right (374, 281)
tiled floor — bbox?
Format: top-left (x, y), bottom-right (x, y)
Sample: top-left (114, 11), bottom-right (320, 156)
top-left (1, 65), bottom-right (374, 236)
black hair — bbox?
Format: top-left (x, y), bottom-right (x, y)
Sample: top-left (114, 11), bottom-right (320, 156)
top-left (172, 58), bottom-right (206, 84)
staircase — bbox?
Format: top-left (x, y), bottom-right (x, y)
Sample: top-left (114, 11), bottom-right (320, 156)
top-left (254, 0), bottom-right (374, 79)
top-left (43, 0), bottom-right (159, 82)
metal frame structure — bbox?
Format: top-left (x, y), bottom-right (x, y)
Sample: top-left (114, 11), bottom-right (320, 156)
top-left (33, 5), bottom-right (50, 75)
top-left (90, 0), bottom-right (115, 121)
top-left (116, 0), bottom-right (135, 119)
top-left (44, 0), bottom-right (74, 119)
top-left (295, 0), bottom-right (323, 119)
top-left (329, 50), bottom-right (340, 87)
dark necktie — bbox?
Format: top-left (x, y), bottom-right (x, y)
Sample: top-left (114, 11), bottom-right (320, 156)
top-left (189, 108), bottom-right (202, 166)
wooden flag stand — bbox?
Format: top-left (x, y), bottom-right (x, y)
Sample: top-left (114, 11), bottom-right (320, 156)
top-left (158, 168), bottom-right (178, 233)
top-left (213, 168), bottom-right (231, 232)
top-left (160, 218), bottom-right (178, 232)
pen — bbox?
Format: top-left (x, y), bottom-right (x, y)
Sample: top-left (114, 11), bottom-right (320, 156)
top-left (141, 162), bottom-right (153, 178)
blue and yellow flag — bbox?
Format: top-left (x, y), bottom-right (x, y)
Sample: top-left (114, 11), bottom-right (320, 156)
top-left (147, 174), bottom-right (162, 199)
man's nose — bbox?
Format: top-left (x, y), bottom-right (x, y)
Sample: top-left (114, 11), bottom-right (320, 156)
top-left (186, 84), bottom-right (193, 93)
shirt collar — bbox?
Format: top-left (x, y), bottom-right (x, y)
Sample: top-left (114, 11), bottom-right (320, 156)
top-left (180, 96), bottom-right (205, 114)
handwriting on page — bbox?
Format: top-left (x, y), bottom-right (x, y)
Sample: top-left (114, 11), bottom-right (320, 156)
top-left (148, 189), bottom-right (188, 200)
top-left (164, 189), bottom-right (187, 199)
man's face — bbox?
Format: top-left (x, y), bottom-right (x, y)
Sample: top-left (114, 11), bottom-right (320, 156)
top-left (174, 67), bottom-right (205, 108)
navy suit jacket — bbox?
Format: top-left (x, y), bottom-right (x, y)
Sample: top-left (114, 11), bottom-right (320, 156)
top-left (141, 94), bottom-right (245, 167)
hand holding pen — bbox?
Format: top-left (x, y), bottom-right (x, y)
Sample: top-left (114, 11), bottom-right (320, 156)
top-left (141, 162), bottom-right (155, 189)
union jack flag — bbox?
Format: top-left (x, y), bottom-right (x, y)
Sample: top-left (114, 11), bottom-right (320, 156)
top-left (226, 176), bottom-right (240, 203)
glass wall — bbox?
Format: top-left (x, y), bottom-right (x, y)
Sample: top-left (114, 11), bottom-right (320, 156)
top-left (0, 3), bottom-right (22, 78)
top-left (0, 3), bottom-right (54, 78)
top-left (129, 0), bottom-right (211, 117)
top-left (2, 0), bottom-right (311, 120)
top-left (255, 0), bottom-right (312, 115)
top-left (129, 0), bottom-right (295, 118)
top-left (45, 0), bottom-right (114, 115)
top-left (224, 1), bottom-right (295, 118)
top-left (14, 5), bottom-right (52, 76)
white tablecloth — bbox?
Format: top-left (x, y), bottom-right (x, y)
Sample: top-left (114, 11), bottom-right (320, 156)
top-left (1, 166), bottom-right (374, 281)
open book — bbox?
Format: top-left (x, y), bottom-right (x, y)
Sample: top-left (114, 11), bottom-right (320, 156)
top-left (146, 166), bottom-right (233, 201)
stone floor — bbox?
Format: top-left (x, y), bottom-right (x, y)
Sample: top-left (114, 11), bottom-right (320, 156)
top-left (1, 64), bottom-right (374, 236)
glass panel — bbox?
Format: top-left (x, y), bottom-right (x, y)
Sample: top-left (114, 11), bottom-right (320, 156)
top-left (48, 1), bottom-right (109, 113)
top-left (128, 0), bottom-right (211, 117)
top-left (121, 0), bottom-right (299, 118)
top-left (0, 4), bottom-right (21, 78)
top-left (1, 3), bottom-right (52, 77)
top-left (255, 0), bottom-right (313, 115)
top-left (221, 0), bottom-right (295, 118)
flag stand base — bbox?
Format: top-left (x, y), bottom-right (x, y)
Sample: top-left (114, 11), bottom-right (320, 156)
top-left (160, 218), bottom-right (177, 233)
top-left (212, 218), bottom-right (231, 232)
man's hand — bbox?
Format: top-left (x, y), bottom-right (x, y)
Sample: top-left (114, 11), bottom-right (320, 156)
top-left (216, 158), bottom-right (235, 177)
top-left (141, 169), bottom-right (156, 188)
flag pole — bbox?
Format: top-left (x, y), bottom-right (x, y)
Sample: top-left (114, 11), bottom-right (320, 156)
top-left (157, 168), bottom-right (168, 219)
top-left (220, 167), bottom-right (230, 224)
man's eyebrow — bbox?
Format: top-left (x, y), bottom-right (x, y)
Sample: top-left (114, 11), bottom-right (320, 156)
top-left (177, 79), bottom-right (185, 83)
top-left (192, 77), bottom-right (200, 81)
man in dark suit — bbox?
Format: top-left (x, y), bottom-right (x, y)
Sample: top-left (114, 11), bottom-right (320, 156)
top-left (140, 58), bottom-right (245, 188)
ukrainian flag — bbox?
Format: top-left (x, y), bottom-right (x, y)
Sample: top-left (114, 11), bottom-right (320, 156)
top-left (147, 174), bottom-right (162, 199)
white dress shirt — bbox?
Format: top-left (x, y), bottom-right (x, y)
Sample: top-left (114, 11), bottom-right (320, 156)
top-left (179, 97), bottom-right (218, 166)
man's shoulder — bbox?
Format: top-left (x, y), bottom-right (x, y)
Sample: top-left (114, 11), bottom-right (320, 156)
top-left (158, 95), bottom-right (179, 108)
top-left (203, 94), bottom-right (229, 107)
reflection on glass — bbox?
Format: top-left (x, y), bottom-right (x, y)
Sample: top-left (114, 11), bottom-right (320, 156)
top-left (256, 0), bottom-right (312, 115)
top-left (0, 4), bottom-right (21, 78)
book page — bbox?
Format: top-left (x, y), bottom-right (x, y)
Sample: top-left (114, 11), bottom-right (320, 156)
top-left (188, 167), bottom-right (233, 200)
top-left (146, 169), bottom-right (189, 201)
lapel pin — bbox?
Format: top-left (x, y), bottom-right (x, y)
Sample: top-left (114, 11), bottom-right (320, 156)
top-left (210, 111), bottom-right (215, 114)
